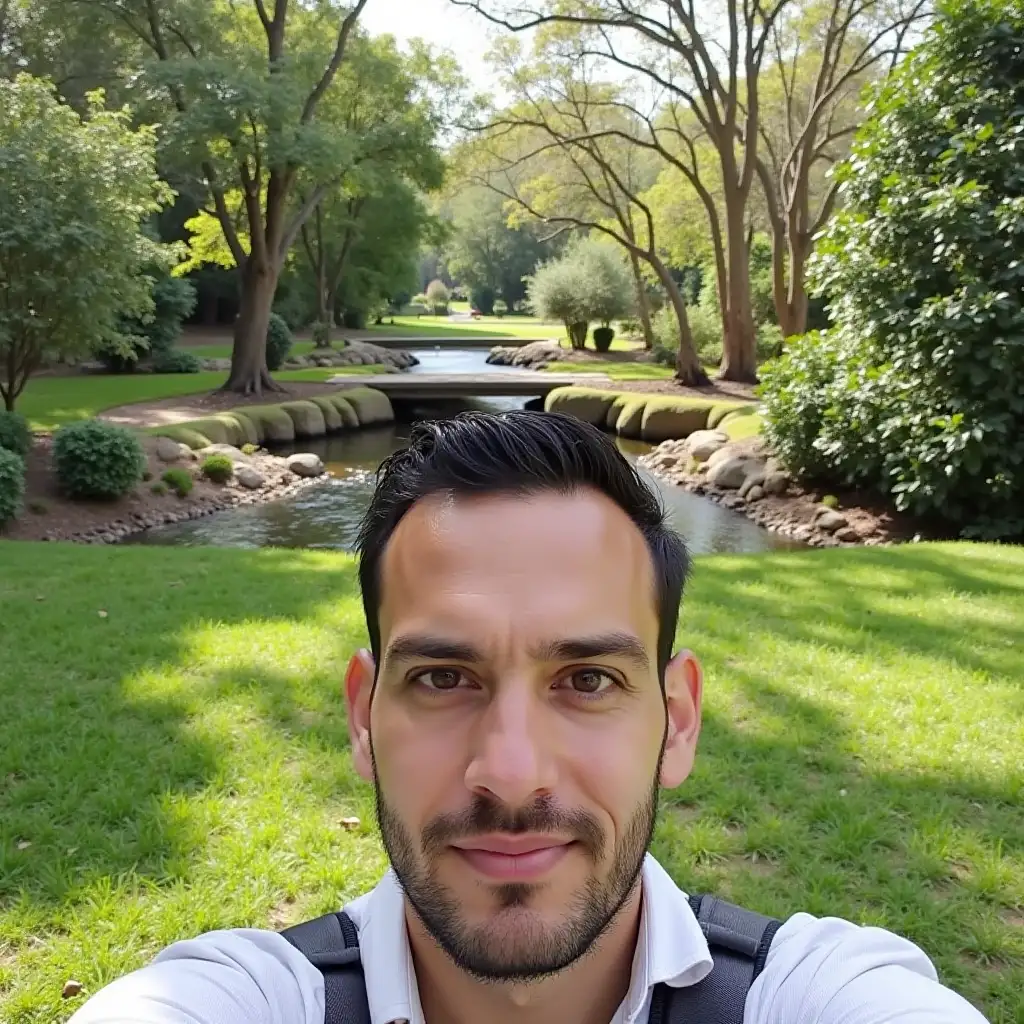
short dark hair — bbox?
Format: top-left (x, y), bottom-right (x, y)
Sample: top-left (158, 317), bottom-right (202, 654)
top-left (356, 410), bottom-right (691, 676)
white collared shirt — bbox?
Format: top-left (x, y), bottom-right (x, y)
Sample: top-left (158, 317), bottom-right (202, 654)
top-left (70, 854), bottom-right (989, 1024)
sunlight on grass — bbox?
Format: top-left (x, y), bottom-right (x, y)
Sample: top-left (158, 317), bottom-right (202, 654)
top-left (543, 360), bottom-right (676, 380)
top-left (1, 542), bottom-right (1022, 1021)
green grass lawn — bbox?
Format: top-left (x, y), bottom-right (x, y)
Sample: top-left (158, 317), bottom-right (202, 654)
top-left (0, 542), bottom-right (1021, 1021)
top-left (543, 360), bottom-right (677, 380)
top-left (18, 367), bottom-right (388, 432)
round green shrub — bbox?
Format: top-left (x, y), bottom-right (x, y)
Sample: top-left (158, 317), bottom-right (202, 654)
top-left (240, 443), bottom-right (260, 456)
top-left (0, 448), bottom-right (25, 526)
top-left (201, 453), bottom-right (234, 483)
top-left (53, 420), bottom-right (146, 500)
top-left (162, 467), bottom-right (193, 498)
top-left (152, 348), bottom-right (201, 374)
top-left (0, 410), bottom-right (31, 458)
top-left (592, 326), bottom-right (615, 352)
top-left (266, 313), bottom-right (293, 372)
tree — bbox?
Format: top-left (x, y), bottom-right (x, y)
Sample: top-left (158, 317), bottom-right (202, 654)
top-left (426, 278), bottom-right (451, 314)
top-left (43, 0), bottom-right (371, 395)
top-left (0, 76), bottom-right (171, 411)
top-left (761, 0), bottom-right (1024, 538)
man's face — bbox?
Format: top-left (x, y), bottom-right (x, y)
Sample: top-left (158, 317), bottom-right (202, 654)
top-left (346, 488), bottom-right (701, 980)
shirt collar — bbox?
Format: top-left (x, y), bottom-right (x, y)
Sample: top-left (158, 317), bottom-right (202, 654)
top-left (344, 853), bottom-right (713, 1024)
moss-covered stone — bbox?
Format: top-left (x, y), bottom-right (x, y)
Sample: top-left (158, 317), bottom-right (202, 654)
top-left (707, 403), bottom-right (755, 430)
top-left (279, 400), bottom-right (327, 438)
top-left (308, 396), bottom-right (343, 432)
top-left (544, 386), bottom-right (616, 426)
top-left (326, 395), bottom-right (361, 429)
top-left (181, 417), bottom-right (234, 446)
top-left (221, 412), bottom-right (261, 446)
top-left (244, 406), bottom-right (296, 443)
top-left (614, 398), bottom-right (650, 439)
top-left (640, 398), bottom-right (715, 443)
top-left (343, 387), bottom-right (394, 425)
top-left (148, 425), bottom-right (212, 450)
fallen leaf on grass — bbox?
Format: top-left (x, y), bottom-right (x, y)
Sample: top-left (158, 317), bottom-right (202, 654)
top-left (340, 817), bottom-right (361, 831)
top-left (16, 840), bottom-right (31, 850)
top-left (98, 610), bottom-right (108, 619)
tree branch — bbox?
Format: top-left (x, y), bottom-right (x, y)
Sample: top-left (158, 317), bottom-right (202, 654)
top-left (300, 0), bottom-right (370, 125)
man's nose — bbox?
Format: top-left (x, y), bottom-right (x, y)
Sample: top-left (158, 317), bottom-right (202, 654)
top-left (463, 683), bottom-right (558, 807)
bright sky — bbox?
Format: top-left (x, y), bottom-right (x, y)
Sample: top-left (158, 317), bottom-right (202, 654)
top-left (360, 0), bottom-right (501, 92)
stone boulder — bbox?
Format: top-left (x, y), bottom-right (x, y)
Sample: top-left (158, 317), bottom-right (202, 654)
top-left (488, 340), bottom-right (563, 369)
top-left (686, 430), bottom-right (729, 463)
top-left (279, 400), bottom-right (327, 438)
top-left (738, 471), bottom-right (767, 498)
top-left (287, 453), bottom-right (325, 478)
top-left (815, 509), bottom-right (849, 533)
top-left (236, 467), bottom-right (265, 490)
top-left (708, 456), bottom-right (763, 490)
top-left (341, 386), bottom-right (394, 425)
top-left (155, 437), bottom-right (183, 463)
top-left (544, 387), bottom-right (616, 426)
top-left (763, 472), bottom-right (790, 496)
top-left (197, 443), bottom-right (251, 465)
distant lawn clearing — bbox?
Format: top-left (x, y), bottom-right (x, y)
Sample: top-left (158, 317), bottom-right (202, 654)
top-left (18, 367), bottom-right (386, 432)
top-left (0, 542), bottom-right (1020, 1021)
top-left (544, 360), bottom-right (676, 380)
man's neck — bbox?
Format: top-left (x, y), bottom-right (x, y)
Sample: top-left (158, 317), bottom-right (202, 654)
top-left (405, 888), bottom-right (643, 1024)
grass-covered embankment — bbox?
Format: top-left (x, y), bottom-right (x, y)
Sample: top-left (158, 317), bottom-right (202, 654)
top-left (0, 542), bottom-right (1021, 1021)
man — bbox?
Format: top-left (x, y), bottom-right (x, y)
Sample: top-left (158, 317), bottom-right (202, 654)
top-left (73, 411), bottom-right (986, 1024)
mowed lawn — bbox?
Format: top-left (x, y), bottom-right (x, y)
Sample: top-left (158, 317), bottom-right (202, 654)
top-left (18, 367), bottom-right (388, 432)
top-left (0, 543), bottom-right (1022, 1022)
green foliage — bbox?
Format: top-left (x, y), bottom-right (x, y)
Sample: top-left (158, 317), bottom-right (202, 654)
top-left (592, 326), bottom-right (615, 352)
top-left (426, 279), bottom-right (450, 315)
top-left (151, 348), bottom-right (202, 374)
top-left (527, 238), bottom-right (634, 348)
top-left (0, 75), bottom-right (173, 409)
top-left (0, 448), bottom-right (25, 526)
top-left (240, 443), bottom-right (260, 456)
top-left (763, 0), bottom-right (1024, 538)
top-left (756, 323), bottom-right (785, 362)
top-left (0, 411), bottom-right (31, 458)
top-left (161, 467), bottom-right (193, 498)
top-left (150, 481), bottom-right (168, 496)
top-left (470, 285), bottom-right (496, 315)
top-left (265, 314), bottom-right (293, 372)
top-left (689, 305), bottom-right (724, 366)
top-left (52, 419), bottom-right (146, 500)
top-left (201, 454), bottom-right (234, 484)
top-left (822, 494), bottom-right (840, 509)
top-left (493, 299), bottom-right (508, 318)
top-left (311, 321), bottom-right (331, 349)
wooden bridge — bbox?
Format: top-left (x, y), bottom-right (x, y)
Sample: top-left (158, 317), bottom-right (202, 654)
top-left (329, 371), bottom-right (608, 400)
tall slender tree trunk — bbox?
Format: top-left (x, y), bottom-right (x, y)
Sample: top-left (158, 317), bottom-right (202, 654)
top-left (653, 261), bottom-right (709, 387)
top-left (628, 251), bottom-right (655, 349)
top-left (222, 257), bottom-right (282, 396)
top-left (719, 201), bottom-right (759, 383)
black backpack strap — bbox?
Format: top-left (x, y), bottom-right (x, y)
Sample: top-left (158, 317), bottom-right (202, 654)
top-left (650, 893), bottom-right (782, 1024)
top-left (281, 911), bottom-right (369, 1024)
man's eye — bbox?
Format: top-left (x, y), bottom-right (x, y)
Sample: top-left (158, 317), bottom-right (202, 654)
top-left (414, 669), bottom-right (467, 691)
top-left (560, 669), bottom-right (617, 696)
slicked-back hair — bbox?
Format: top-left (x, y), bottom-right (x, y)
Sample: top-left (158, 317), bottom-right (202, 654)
top-left (356, 410), bottom-right (691, 679)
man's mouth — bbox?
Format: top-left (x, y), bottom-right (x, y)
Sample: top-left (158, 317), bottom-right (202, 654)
top-left (450, 834), bottom-right (576, 881)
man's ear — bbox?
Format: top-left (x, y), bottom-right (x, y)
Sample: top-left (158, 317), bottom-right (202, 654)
top-left (345, 649), bottom-right (376, 783)
top-left (659, 649), bottom-right (703, 790)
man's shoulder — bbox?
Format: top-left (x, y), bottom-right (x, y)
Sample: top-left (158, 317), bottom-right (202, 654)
top-left (744, 910), bottom-right (989, 1023)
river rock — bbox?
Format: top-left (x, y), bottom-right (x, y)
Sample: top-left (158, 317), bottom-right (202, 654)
top-left (487, 340), bottom-right (563, 368)
top-left (738, 471), bottom-right (767, 498)
top-left (835, 526), bottom-right (861, 543)
top-left (686, 430), bottom-right (729, 462)
top-left (815, 509), bottom-right (849, 533)
top-left (286, 453), bottom-right (325, 478)
top-left (155, 437), bottom-right (183, 463)
top-left (708, 456), bottom-right (761, 490)
top-left (763, 471), bottom-right (790, 496)
top-left (198, 443), bottom-right (251, 464)
top-left (746, 485), bottom-right (765, 502)
top-left (707, 445), bottom-right (743, 469)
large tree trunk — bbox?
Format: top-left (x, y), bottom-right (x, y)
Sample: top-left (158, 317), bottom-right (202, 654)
top-left (719, 204), bottom-right (759, 383)
top-left (222, 258), bottom-right (282, 396)
top-left (628, 251), bottom-right (655, 349)
top-left (653, 261), bottom-right (709, 387)
top-left (783, 231), bottom-right (810, 338)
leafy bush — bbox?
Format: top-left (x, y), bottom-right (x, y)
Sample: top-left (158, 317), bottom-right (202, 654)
top-left (311, 321), bottom-right (331, 349)
top-left (426, 279), bottom-right (450, 315)
top-left (201, 453), bottom-right (234, 483)
top-left (151, 348), bottom-right (201, 374)
top-left (53, 420), bottom-right (146, 500)
top-left (822, 494), bottom-right (840, 509)
top-left (266, 313), bottom-right (293, 372)
top-left (756, 323), bottom-right (784, 362)
top-left (150, 481), bottom-right (168, 496)
top-left (761, 0), bottom-right (1024, 538)
top-left (161, 467), bottom-right (193, 498)
top-left (688, 305), bottom-right (723, 366)
top-left (593, 326), bottom-right (615, 352)
top-left (0, 448), bottom-right (25, 526)
top-left (240, 443), bottom-right (260, 456)
top-left (470, 286), bottom-right (496, 315)
top-left (493, 299), bottom-right (508, 318)
top-left (0, 410), bottom-right (31, 458)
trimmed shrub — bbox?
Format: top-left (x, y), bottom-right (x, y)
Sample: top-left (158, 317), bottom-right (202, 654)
top-left (0, 411), bottom-right (31, 458)
top-left (470, 286), bottom-right (496, 315)
top-left (53, 420), bottom-right (146, 500)
top-left (266, 313), bottom-right (293, 372)
top-left (722, 413), bottom-right (763, 441)
top-left (326, 395), bottom-right (360, 429)
top-left (707, 403), bottom-right (755, 430)
top-left (161, 467), bottom-right (193, 497)
top-left (640, 399), bottom-right (715, 443)
top-left (592, 326), bottom-right (615, 352)
top-left (493, 299), bottom-right (508, 318)
top-left (0, 448), bottom-right (25, 526)
top-left (279, 400), bottom-right (327, 438)
top-left (342, 387), bottom-right (394, 425)
top-left (544, 387), bottom-right (617, 426)
top-left (244, 405), bottom-right (296, 443)
top-left (201, 453), bottom-right (234, 483)
top-left (153, 349), bottom-right (202, 374)
top-left (309, 396), bottom-right (344, 432)
top-left (240, 443), bottom-right (260, 456)
top-left (426, 279), bottom-right (451, 315)
top-left (149, 425), bottom-right (213, 450)
top-left (182, 417), bottom-right (233, 446)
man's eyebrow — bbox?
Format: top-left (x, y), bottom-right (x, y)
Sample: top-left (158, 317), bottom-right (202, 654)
top-left (383, 634), bottom-right (484, 664)
top-left (532, 633), bottom-right (651, 671)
